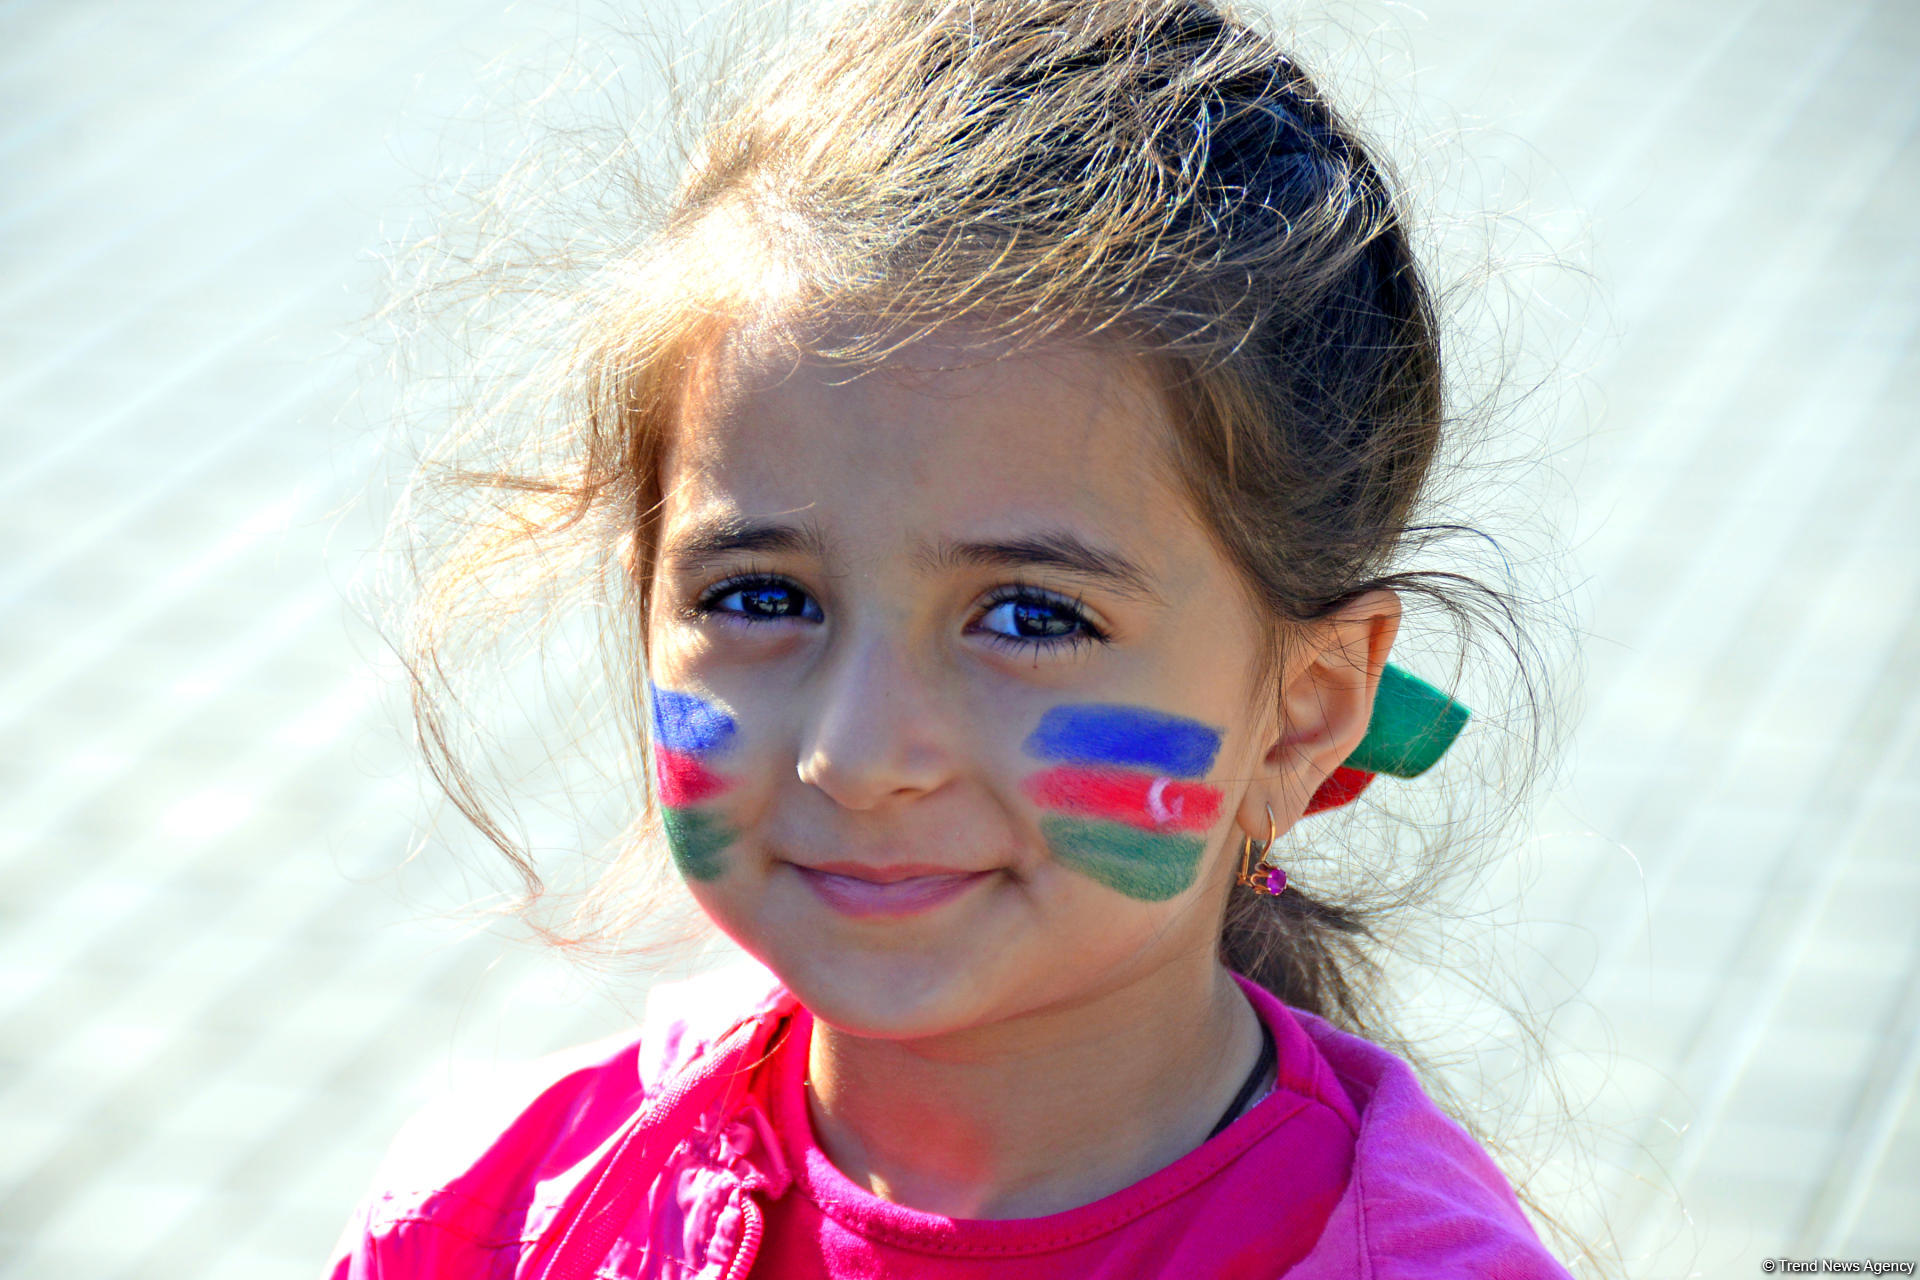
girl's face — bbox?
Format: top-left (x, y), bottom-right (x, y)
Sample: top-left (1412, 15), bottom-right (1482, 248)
top-left (646, 333), bottom-right (1286, 1039)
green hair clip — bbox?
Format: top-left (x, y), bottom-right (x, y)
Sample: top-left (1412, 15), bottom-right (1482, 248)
top-left (1305, 664), bottom-right (1469, 814)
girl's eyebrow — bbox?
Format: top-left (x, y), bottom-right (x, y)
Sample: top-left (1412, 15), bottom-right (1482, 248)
top-left (662, 516), bottom-right (829, 570)
top-left (663, 517), bottom-right (1160, 602)
top-left (916, 532), bottom-right (1162, 603)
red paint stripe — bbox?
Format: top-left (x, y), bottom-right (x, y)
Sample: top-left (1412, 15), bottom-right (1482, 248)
top-left (1022, 766), bottom-right (1220, 833)
top-left (1305, 767), bottom-right (1374, 815)
top-left (655, 745), bottom-right (731, 807)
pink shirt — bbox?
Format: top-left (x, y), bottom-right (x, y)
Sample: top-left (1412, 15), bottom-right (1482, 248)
top-left (751, 998), bottom-right (1357, 1278)
top-left (329, 963), bottom-right (1574, 1278)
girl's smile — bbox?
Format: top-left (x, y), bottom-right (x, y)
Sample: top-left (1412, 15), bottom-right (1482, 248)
top-left (788, 862), bottom-right (1000, 918)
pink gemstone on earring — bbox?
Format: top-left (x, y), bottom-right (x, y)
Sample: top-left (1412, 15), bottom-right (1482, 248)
top-left (1262, 866), bottom-right (1287, 895)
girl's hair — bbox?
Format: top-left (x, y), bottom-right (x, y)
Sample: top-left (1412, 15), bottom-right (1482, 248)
top-left (392, 0), bottom-right (1557, 1148)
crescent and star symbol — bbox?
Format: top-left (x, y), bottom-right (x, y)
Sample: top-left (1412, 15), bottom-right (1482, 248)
top-left (1146, 776), bottom-right (1183, 827)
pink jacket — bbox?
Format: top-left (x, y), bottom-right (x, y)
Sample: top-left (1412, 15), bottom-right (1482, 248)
top-left (329, 964), bottom-right (1572, 1278)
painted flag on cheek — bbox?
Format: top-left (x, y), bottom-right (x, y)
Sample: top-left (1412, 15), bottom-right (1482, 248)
top-left (1021, 768), bottom-right (1220, 833)
top-left (1021, 704), bottom-right (1225, 903)
top-left (654, 745), bottom-right (729, 807)
top-left (649, 684), bottom-right (738, 882)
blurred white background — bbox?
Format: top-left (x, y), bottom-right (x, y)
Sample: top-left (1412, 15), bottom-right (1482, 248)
top-left (1, 1), bottom-right (1915, 1276)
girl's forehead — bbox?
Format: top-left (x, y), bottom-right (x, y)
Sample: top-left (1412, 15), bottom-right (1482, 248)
top-left (668, 333), bottom-right (1194, 537)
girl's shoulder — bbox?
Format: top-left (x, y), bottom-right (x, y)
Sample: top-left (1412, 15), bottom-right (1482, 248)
top-left (378, 960), bottom-right (782, 1188)
top-left (1272, 999), bottom-right (1572, 1279)
top-left (329, 961), bottom-right (788, 1276)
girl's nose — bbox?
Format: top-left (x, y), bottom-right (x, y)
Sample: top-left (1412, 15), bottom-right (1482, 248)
top-left (795, 629), bottom-right (957, 811)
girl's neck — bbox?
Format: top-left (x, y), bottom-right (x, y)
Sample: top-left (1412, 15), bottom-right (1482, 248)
top-left (802, 960), bottom-right (1267, 1220)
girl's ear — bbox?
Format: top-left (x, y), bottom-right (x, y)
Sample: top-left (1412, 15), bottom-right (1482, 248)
top-left (1241, 589), bottom-right (1401, 836)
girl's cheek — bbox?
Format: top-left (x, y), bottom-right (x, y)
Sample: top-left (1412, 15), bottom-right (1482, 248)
top-left (1018, 703), bottom-right (1226, 903)
top-left (650, 683), bottom-right (743, 882)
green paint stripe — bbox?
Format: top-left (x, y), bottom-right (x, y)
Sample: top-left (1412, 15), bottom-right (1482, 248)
top-left (661, 807), bottom-right (733, 882)
top-left (1345, 663), bottom-right (1471, 779)
top-left (1039, 815), bottom-right (1205, 903)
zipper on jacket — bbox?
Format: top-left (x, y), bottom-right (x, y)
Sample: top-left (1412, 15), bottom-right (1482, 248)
top-left (719, 1194), bottom-right (764, 1280)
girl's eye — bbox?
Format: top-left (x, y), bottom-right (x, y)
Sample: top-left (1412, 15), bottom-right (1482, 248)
top-left (973, 588), bottom-right (1109, 652)
top-left (697, 576), bottom-right (823, 624)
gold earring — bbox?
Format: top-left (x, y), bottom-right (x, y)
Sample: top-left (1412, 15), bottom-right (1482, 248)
top-left (1235, 803), bottom-right (1287, 896)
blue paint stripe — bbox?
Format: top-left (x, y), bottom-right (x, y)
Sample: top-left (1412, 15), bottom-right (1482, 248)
top-left (649, 684), bottom-right (737, 754)
top-left (1023, 704), bottom-right (1220, 777)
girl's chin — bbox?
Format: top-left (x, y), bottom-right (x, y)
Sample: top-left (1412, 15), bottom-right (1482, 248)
top-left (760, 940), bottom-right (1013, 1040)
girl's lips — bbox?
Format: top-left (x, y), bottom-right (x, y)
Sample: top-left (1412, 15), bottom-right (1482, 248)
top-left (790, 863), bottom-right (995, 918)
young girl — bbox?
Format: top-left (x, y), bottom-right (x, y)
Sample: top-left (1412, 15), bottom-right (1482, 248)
top-left (333, 0), bottom-right (1576, 1274)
